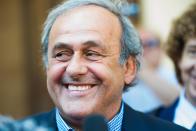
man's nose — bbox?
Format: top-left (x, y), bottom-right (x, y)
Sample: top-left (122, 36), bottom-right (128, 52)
top-left (66, 54), bottom-right (88, 77)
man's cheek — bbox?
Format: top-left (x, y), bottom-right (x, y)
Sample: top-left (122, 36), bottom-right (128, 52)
top-left (48, 63), bottom-right (68, 82)
top-left (88, 63), bottom-right (110, 82)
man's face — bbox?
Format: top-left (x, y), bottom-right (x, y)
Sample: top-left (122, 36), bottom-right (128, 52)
top-left (47, 5), bottom-right (136, 123)
top-left (179, 38), bottom-right (196, 106)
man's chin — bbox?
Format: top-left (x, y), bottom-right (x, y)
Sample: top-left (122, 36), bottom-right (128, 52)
top-left (61, 108), bottom-right (94, 121)
top-left (68, 112), bottom-right (89, 120)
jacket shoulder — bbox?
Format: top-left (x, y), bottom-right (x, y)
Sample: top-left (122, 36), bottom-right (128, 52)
top-left (150, 98), bottom-right (179, 121)
top-left (122, 103), bottom-right (188, 131)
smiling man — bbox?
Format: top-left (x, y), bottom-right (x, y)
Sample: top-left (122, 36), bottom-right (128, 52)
top-left (19, 0), bottom-right (188, 131)
top-left (46, 3), bottom-right (136, 130)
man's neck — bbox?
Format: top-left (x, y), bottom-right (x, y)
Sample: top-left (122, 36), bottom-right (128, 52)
top-left (56, 101), bottom-right (124, 131)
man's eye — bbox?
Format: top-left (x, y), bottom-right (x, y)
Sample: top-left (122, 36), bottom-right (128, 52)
top-left (85, 51), bottom-right (103, 61)
top-left (55, 51), bottom-right (72, 61)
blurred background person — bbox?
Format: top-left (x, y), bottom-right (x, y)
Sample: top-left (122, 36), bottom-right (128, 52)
top-left (0, 115), bottom-right (54, 131)
top-left (123, 29), bottom-right (181, 112)
top-left (153, 3), bottom-right (196, 130)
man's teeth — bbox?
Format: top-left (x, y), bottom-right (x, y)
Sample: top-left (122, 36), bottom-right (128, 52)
top-left (68, 85), bottom-right (91, 91)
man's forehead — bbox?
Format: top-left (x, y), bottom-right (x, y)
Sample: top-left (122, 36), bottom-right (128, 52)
top-left (49, 4), bottom-right (122, 43)
top-left (54, 5), bottom-right (121, 28)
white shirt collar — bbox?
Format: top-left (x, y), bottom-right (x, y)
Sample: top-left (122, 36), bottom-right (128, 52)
top-left (174, 89), bottom-right (196, 129)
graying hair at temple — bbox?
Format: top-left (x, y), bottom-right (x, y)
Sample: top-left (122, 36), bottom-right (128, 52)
top-left (41, 0), bottom-right (142, 90)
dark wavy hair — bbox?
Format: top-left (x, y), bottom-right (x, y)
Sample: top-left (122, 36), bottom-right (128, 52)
top-left (164, 3), bottom-right (196, 85)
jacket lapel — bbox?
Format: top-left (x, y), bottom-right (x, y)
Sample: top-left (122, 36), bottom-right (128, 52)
top-left (122, 103), bottom-right (146, 131)
top-left (157, 98), bottom-right (179, 121)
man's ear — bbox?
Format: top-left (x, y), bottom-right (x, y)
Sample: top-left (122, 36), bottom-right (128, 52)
top-left (124, 56), bottom-right (136, 84)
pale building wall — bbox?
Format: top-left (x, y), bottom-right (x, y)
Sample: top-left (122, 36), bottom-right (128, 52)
top-left (140, 0), bottom-right (195, 41)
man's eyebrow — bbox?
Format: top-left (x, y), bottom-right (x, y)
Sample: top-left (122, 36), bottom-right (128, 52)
top-left (52, 42), bottom-right (71, 54)
top-left (82, 40), bottom-right (105, 49)
top-left (52, 40), bottom-right (105, 53)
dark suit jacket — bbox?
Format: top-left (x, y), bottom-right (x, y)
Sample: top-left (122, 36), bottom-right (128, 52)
top-left (151, 98), bottom-right (179, 122)
top-left (19, 103), bottom-right (188, 131)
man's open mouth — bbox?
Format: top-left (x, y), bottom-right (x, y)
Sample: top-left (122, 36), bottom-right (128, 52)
top-left (66, 85), bottom-right (93, 91)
